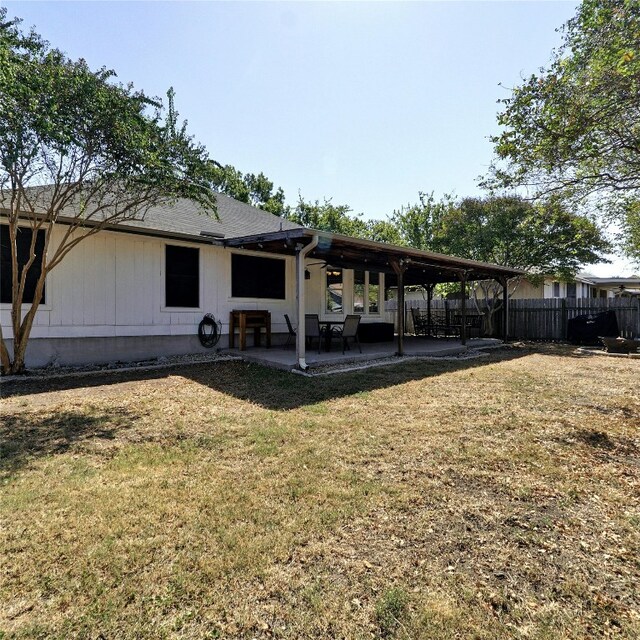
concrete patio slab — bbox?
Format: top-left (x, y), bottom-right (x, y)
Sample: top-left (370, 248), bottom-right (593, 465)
top-left (223, 337), bottom-right (503, 371)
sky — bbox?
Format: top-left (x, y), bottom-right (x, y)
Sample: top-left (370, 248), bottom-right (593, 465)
top-left (5, 0), bottom-right (637, 276)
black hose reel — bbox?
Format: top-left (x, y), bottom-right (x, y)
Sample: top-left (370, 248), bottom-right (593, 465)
top-left (198, 313), bottom-right (222, 348)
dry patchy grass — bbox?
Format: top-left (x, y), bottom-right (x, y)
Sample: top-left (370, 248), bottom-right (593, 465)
top-left (1, 345), bottom-right (639, 639)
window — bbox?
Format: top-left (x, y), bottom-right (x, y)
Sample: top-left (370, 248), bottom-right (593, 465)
top-left (165, 245), bottom-right (199, 308)
top-left (0, 224), bottom-right (46, 304)
top-left (567, 282), bottom-right (577, 298)
top-left (552, 281), bottom-right (560, 298)
top-left (325, 268), bottom-right (343, 313)
top-left (352, 269), bottom-right (381, 315)
top-left (353, 269), bottom-right (365, 313)
top-left (368, 271), bottom-right (380, 313)
top-left (231, 254), bottom-right (285, 299)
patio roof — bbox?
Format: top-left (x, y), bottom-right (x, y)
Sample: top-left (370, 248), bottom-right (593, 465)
top-left (224, 227), bottom-right (523, 284)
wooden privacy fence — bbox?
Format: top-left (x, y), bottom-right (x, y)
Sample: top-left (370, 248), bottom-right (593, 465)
top-left (504, 298), bottom-right (639, 341)
top-left (385, 297), bottom-right (640, 341)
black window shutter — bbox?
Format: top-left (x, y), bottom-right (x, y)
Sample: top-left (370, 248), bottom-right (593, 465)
top-left (165, 245), bottom-right (199, 308)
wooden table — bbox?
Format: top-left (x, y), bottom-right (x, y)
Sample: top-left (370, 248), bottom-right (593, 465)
top-left (229, 310), bottom-right (271, 351)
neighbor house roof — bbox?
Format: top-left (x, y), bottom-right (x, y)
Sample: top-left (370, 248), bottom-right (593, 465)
top-left (587, 276), bottom-right (640, 286)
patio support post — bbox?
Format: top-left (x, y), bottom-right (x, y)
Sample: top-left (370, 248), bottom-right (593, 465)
top-left (391, 258), bottom-right (408, 356)
top-left (501, 276), bottom-right (509, 342)
top-left (295, 235), bottom-right (319, 370)
top-left (426, 283), bottom-right (434, 330)
top-left (459, 272), bottom-right (468, 346)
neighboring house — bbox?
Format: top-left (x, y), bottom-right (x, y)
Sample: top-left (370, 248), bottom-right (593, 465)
top-left (1, 194), bottom-right (520, 368)
top-left (587, 276), bottom-right (640, 298)
top-left (512, 274), bottom-right (596, 300)
top-left (510, 273), bottom-right (640, 300)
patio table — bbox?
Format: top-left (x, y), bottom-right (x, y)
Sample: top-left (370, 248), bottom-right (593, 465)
top-left (319, 320), bottom-right (344, 352)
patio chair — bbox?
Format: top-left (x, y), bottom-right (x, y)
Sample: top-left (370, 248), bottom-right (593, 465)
top-left (333, 314), bottom-right (362, 354)
top-left (411, 308), bottom-right (429, 336)
top-left (304, 314), bottom-right (323, 354)
top-left (284, 313), bottom-right (296, 348)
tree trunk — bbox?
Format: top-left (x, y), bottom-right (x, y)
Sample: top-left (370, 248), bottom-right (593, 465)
top-left (0, 332), bottom-right (11, 374)
top-left (482, 308), bottom-right (495, 337)
top-left (2, 272), bottom-right (46, 375)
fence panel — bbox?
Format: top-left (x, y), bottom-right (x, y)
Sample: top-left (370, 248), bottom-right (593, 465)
top-left (389, 297), bottom-right (640, 341)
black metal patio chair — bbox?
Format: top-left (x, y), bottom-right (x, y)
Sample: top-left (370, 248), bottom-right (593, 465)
top-left (284, 313), bottom-right (296, 348)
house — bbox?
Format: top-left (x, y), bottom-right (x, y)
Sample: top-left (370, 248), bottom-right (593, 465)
top-left (511, 274), bottom-right (596, 300)
top-left (587, 276), bottom-right (640, 298)
top-left (1, 194), bottom-right (521, 369)
top-left (510, 273), bottom-right (640, 300)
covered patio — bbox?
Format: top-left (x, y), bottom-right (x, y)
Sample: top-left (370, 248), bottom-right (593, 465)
top-left (224, 228), bottom-right (522, 370)
top-left (226, 336), bottom-right (502, 371)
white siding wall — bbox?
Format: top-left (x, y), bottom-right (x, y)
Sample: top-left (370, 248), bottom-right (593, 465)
top-left (0, 227), bottom-right (298, 339)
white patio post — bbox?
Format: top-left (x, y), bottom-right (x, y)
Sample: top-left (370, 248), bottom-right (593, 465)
top-left (295, 235), bottom-right (319, 370)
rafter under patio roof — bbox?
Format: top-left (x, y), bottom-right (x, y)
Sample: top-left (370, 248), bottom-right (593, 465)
top-left (224, 228), bottom-right (524, 285)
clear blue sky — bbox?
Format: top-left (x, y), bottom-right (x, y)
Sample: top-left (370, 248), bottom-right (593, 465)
top-left (5, 1), bottom-right (636, 275)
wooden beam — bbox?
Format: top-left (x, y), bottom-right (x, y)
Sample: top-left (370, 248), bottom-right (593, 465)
top-left (459, 272), bottom-right (468, 346)
top-left (426, 283), bottom-right (434, 330)
top-left (502, 277), bottom-right (509, 342)
top-left (390, 258), bottom-right (408, 356)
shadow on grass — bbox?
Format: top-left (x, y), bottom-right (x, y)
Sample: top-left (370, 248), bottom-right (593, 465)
top-left (0, 407), bottom-right (136, 480)
top-left (1, 346), bottom-right (533, 411)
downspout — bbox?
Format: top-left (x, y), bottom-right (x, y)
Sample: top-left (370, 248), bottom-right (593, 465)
top-left (296, 235), bottom-right (319, 370)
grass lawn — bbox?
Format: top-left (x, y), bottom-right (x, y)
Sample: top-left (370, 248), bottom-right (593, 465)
top-left (1, 345), bottom-right (639, 639)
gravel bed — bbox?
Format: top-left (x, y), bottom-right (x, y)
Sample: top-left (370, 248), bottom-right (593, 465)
top-left (0, 351), bottom-right (240, 384)
top-left (293, 348), bottom-right (492, 377)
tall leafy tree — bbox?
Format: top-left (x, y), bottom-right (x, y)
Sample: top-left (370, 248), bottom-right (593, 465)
top-left (211, 164), bottom-right (287, 216)
top-left (388, 192), bottom-right (456, 251)
top-left (392, 194), bottom-right (610, 333)
top-left (285, 196), bottom-right (368, 236)
top-left (485, 0), bottom-right (640, 260)
top-left (0, 11), bottom-right (219, 374)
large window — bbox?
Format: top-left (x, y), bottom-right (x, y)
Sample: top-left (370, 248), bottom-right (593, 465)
top-left (353, 269), bottom-right (365, 313)
top-left (165, 245), bottom-right (199, 308)
top-left (231, 254), bottom-right (286, 299)
top-left (353, 269), bottom-right (380, 315)
top-left (567, 282), bottom-right (577, 298)
top-left (0, 224), bottom-right (46, 304)
top-left (325, 267), bottom-right (343, 313)
top-left (552, 281), bottom-right (560, 298)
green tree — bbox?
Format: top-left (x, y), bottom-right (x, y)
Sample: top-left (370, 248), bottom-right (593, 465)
top-left (211, 164), bottom-right (287, 216)
top-left (0, 11), bottom-right (219, 374)
top-left (393, 194), bottom-right (610, 334)
top-left (388, 192), bottom-right (456, 251)
top-left (486, 0), bottom-right (640, 260)
top-left (286, 196), bottom-right (370, 236)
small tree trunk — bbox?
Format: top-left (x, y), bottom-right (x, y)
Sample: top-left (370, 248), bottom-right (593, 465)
top-left (482, 309), bottom-right (494, 337)
top-left (9, 333), bottom-right (27, 374)
top-left (4, 273), bottom-right (46, 375)
top-left (0, 332), bottom-right (11, 374)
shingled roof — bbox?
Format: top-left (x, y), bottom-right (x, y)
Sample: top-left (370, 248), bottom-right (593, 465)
top-left (0, 189), bottom-right (301, 243)
top-left (114, 193), bottom-right (301, 241)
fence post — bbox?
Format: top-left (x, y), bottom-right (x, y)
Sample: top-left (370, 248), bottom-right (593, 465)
top-left (561, 298), bottom-right (568, 340)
